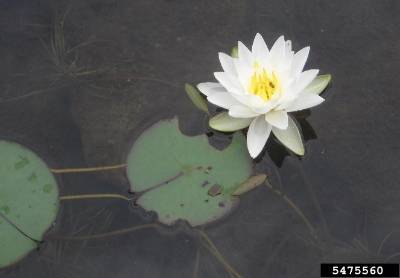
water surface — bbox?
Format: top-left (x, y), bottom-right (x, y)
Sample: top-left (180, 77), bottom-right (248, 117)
top-left (0, 0), bottom-right (399, 277)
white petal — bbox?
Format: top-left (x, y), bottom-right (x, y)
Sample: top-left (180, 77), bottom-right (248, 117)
top-left (285, 93), bottom-right (325, 112)
top-left (272, 116), bottom-right (304, 155)
top-left (228, 105), bottom-right (260, 118)
top-left (197, 82), bottom-right (226, 97)
top-left (238, 41), bottom-right (254, 67)
top-left (302, 74), bottom-right (331, 95)
top-left (291, 69), bottom-right (319, 95)
top-left (269, 36), bottom-right (285, 65)
top-left (265, 110), bottom-right (289, 129)
top-left (283, 40), bottom-right (294, 67)
top-left (252, 103), bottom-right (273, 114)
top-left (218, 52), bottom-right (237, 76)
top-left (247, 116), bottom-right (272, 158)
top-left (231, 93), bottom-right (267, 110)
top-left (277, 70), bottom-right (318, 108)
top-left (291, 46), bottom-right (310, 77)
top-left (207, 91), bottom-right (241, 109)
top-left (231, 93), bottom-right (273, 114)
top-left (214, 72), bottom-right (243, 94)
top-left (209, 112), bottom-right (252, 132)
top-left (234, 58), bottom-right (253, 89)
top-left (285, 40), bottom-right (292, 53)
top-left (252, 33), bottom-right (269, 63)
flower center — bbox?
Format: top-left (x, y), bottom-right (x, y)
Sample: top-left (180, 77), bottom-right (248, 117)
top-left (248, 64), bottom-right (279, 101)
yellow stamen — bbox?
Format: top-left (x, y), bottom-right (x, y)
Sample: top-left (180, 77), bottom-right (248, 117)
top-left (248, 64), bottom-right (279, 101)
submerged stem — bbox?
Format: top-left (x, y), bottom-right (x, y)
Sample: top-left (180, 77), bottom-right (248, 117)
top-left (264, 181), bottom-right (317, 238)
top-left (51, 164), bottom-right (127, 174)
top-left (60, 194), bottom-right (131, 202)
top-left (385, 252), bottom-right (400, 262)
top-left (112, 76), bottom-right (179, 88)
top-left (197, 230), bottom-right (242, 278)
top-left (378, 231), bottom-right (395, 256)
top-left (296, 163), bottom-right (329, 237)
top-left (0, 85), bottom-right (66, 104)
top-left (51, 223), bottom-right (158, 241)
top-left (192, 249), bottom-right (200, 278)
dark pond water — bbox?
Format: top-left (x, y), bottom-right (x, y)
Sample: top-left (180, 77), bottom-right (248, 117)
top-left (0, 0), bottom-right (399, 277)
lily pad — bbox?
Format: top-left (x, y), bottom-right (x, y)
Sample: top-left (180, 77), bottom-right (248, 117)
top-left (126, 118), bottom-right (252, 226)
top-left (0, 141), bottom-right (59, 268)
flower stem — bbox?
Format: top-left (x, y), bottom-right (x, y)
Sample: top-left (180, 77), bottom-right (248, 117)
top-left (60, 194), bottom-right (131, 202)
top-left (264, 181), bottom-right (317, 238)
top-left (197, 229), bottom-right (242, 278)
top-left (192, 249), bottom-right (200, 278)
top-left (50, 164), bottom-right (127, 174)
top-left (296, 162), bottom-right (329, 237)
top-left (51, 223), bottom-right (158, 241)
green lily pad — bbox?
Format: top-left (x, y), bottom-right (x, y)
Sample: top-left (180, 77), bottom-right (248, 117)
top-left (126, 118), bottom-right (252, 227)
top-left (0, 141), bottom-right (59, 268)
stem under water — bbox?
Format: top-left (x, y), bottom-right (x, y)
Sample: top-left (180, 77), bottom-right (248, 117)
top-left (60, 194), bottom-right (131, 202)
top-left (192, 249), bottom-right (200, 278)
top-left (51, 223), bottom-right (159, 241)
top-left (51, 164), bottom-right (127, 174)
top-left (264, 181), bottom-right (317, 238)
top-left (296, 162), bottom-right (329, 237)
top-left (197, 230), bottom-right (242, 278)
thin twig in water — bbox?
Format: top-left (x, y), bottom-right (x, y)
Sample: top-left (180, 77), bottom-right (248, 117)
top-left (192, 249), bottom-right (200, 278)
top-left (51, 164), bottom-right (127, 174)
top-left (60, 194), bottom-right (131, 202)
top-left (51, 223), bottom-right (158, 241)
top-left (297, 162), bottom-right (329, 236)
top-left (264, 180), bottom-right (317, 238)
top-left (113, 76), bottom-right (179, 88)
top-left (385, 252), bottom-right (400, 262)
top-left (263, 233), bottom-right (291, 272)
top-left (0, 85), bottom-right (67, 104)
top-left (197, 230), bottom-right (242, 278)
top-left (377, 231), bottom-right (395, 256)
top-left (201, 238), bottom-right (240, 278)
top-left (68, 207), bottom-right (108, 237)
top-left (65, 39), bottom-right (100, 54)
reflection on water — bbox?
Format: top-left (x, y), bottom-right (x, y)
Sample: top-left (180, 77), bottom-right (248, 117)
top-left (1, 0), bottom-right (400, 277)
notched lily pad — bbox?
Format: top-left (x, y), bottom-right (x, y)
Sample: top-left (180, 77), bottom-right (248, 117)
top-left (126, 118), bottom-right (252, 227)
top-left (0, 141), bottom-right (59, 269)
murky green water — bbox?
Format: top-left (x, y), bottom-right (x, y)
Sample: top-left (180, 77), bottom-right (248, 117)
top-left (0, 0), bottom-right (399, 277)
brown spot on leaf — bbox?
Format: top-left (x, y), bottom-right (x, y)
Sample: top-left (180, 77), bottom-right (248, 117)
top-left (207, 184), bottom-right (222, 197)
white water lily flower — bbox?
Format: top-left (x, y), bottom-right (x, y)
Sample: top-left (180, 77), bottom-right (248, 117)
top-left (197, 33), bottom-right (329, 158)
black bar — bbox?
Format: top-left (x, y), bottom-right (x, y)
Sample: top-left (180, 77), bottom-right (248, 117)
top-left (321, 263), bottom-right (399, 277)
